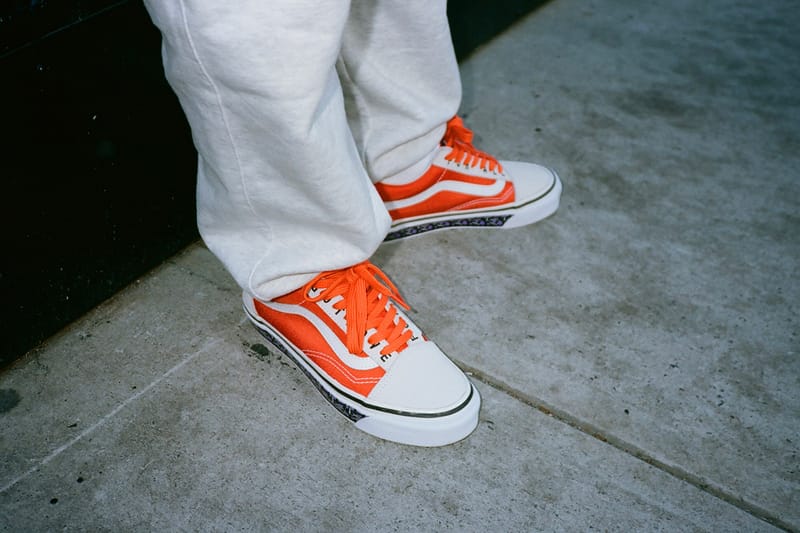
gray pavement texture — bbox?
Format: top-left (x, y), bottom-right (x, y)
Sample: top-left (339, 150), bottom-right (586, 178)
top-left (2, 0), bottom-right (798, 530)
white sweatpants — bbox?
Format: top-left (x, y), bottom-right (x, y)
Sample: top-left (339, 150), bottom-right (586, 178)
top-left (143, 1), bottom-right (462, 300)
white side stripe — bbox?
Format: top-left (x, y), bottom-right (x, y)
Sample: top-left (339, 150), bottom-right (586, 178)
top-left (384, 178), bottom-right (507, 211)
top-left (262, 301), bottom-right (380, 371)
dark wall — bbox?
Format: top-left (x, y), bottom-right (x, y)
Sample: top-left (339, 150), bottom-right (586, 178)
top-left (1, 1), bottom-right (197, 368)
top-left (0, 1), bottom-right (545, 369)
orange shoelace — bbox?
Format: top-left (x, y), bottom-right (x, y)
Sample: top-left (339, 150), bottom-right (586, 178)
top-left (442, 116), bottom-right (503, 173)
top-left (304, 262), bottom-right (413, 356)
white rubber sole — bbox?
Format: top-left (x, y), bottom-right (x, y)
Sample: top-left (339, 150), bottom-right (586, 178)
top-left (243, 299), bottom-right (480, 447)
top-left (385, 171), bottom-right (562, 241)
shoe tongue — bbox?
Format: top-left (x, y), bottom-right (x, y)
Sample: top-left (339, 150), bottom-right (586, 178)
top-left (362, 297), bottom-right (423, 371)
top-left (444, 117), bottom-right (474, 147)
top-left (311, 286), bottom-right (398, 361)
top-left (306, 262), bottom-right (414, 357)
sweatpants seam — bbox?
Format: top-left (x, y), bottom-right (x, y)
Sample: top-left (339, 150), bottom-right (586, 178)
top-left (177, 1), bottom-right (274, 297)
top-left (177, 0), bottom-right (260, 222)
top-left (338, 56), bottom-right (374, 178)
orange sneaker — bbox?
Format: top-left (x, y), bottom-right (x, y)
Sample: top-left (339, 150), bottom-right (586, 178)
top-left (243, 261), bottom-right (480, 446)
top-left (376, 116), bottom-right (562, 241)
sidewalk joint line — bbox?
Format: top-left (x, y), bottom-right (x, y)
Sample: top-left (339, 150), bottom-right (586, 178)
top-left (458, 361), bottom-right (795, 533)
top-left (0, 339), bottom-right (219, 495)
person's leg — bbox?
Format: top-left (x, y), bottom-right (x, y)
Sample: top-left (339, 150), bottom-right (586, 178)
top-left (337, 0), bottom-right (461, 183)
top-left (338, 1), bottom-right (562, 241)
top-left (144, 1), bottom-right (480, 447)
top-left (143, 0), bottom-right (390, 302)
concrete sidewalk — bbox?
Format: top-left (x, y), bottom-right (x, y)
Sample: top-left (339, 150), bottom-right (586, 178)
top-left (2, 0), bottom-right (798, 530)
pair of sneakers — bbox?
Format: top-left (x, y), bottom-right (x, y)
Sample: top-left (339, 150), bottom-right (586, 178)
top-left (243, 116), bottom-right (562, 447)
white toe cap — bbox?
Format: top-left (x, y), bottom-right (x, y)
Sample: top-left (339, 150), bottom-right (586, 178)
top-left (502, 160), bottom-right (558, 204)
top-left (367, 341), bottom-right (472, 414)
